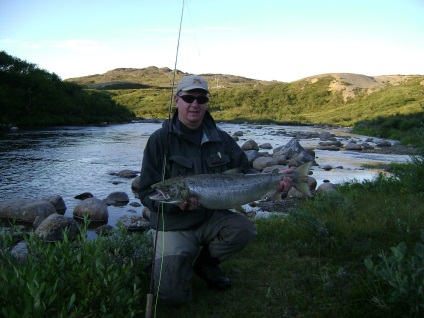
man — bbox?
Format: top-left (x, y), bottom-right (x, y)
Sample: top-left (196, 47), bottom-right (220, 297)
top-left (138, 75), bottom-right (292, 306)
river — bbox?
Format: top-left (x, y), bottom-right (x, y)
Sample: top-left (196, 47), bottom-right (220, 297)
top-left (0, 122), bottom-right (412, 234)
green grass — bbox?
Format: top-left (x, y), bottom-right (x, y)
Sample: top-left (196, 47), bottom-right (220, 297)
top-left (2, 156), bottom-right (424, 317)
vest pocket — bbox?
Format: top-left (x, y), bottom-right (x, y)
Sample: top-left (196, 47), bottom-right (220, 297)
top-left (205, 152), bottom-right (231, 173)
top-left (168, 155), bottom-right (193, 177)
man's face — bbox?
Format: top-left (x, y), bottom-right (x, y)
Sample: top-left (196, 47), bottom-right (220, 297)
top-left (175, 90), bottom-right (209, 129)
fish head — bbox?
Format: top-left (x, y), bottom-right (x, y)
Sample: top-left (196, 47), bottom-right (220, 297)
top-left (149, 180), bottom-right (190, 204)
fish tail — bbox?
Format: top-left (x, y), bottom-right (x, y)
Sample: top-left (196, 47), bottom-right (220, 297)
top-left (292, 161), bottom-right (313, 197)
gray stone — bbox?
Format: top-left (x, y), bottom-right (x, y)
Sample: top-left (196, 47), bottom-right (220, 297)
top-left (73, 197), bottom-right (109, 222)
top-left (35, 213), bottom-right (80, 242)
top-left (0, 199), bottom-right (56, 223)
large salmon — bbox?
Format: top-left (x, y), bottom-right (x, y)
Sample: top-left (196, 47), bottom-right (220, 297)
top-left (149, 162), bottom-right (312, 211)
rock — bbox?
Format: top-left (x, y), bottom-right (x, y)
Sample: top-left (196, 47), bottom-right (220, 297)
top-left (241, 139), bottom-right (259, 151)
top-left (319, 131), bottom-right (334, 140)
top-left (252, 157), bottom-right (278, 171)
top-left (142, 207), bottom-right (151, 221)
top-left (129, 202), bottom-right (142, 207)
top-left (33, 215), bottom-right (46, 230)
top-left (273, 138), bottom-right (306, 159)
top-left (94, 224), bottom-right (114, 236)
top-left (360, 143), bottom-right (374, 150)
top-left (259, 143), bottom-right (273, 149)
top-left (244, 149), bottom-right (260, 164)
top-left (0, 199), bottom-right (57, 223)
top-left (74, 192), bottom-right (94, 200)
top-left (43, 195), bottom-right (67, 214)
top-left (131, 176), bottom-right (140, 191)
top-left (35, 213), bottom-right (80, 242)
top-left (272, 154), bottom-right (288, 165)
top-left (317, 181), bottom-right (338, 192)
top-left (10, 241), bottom-right (29, 262)
top-left (232, 131), bottom-right (244, 137)
top-left (105, 191), bottom-right (129, 206)
top-left (73, 197), bottom-right (108, 222)
top-left (345, 142), bottom-right (362, 151)
top-left (117, 215), bottom-right (150, 231)
top-left (316, 144), bottom-right (341, 151)
top-left (376, 141), bottom-right (392, 148)
top-left (318, 140), bottom-right (343, 147)
top-left (109, 170), bottom-right (139, 178)
top-left (322, 165), bottom-right (333, 171)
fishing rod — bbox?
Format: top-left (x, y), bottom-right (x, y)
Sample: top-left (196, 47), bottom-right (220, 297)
top-left (145, 1), bottom-right (185, 317)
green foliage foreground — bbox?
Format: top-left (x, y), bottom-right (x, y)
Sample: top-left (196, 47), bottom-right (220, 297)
top-left (1, 156), bottom-right (424, 317)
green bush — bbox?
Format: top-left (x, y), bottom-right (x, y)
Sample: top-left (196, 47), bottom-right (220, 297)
top-left (365, 235), bottom-right (424, 316)
top-left (0, 224), bottom-right (152, 317)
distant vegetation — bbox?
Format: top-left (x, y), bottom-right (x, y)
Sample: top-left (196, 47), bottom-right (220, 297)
top-left (0, 51), bottom-right (135, 127)
top-left (1, 51), bottom-right (423, 148)
top-left (68, 66), bottom-right (424, 148)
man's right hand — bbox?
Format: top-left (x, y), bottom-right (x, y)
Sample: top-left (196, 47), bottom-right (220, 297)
top-left (178, 197), bottom-right (201, 211)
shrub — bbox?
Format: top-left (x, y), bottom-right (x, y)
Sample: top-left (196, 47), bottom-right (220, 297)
top-left (0, 224), bottom-right (152, 317)
top-left (364, 234), bottom-right (424, 316)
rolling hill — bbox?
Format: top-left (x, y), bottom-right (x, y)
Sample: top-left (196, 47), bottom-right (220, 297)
top-left (66, 67), bottom-right (424, 127)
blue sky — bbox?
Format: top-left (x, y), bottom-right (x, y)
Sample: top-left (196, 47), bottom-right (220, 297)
top-left (1, 0), bottom-right (423, 82)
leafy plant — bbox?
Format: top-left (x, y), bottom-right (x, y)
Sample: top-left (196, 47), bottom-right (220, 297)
top-left (364, 234), bottom-right (424, 316)
top-left (0, 223), bottom-right (152, 317)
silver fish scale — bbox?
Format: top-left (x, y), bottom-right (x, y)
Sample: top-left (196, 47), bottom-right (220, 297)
top-left (183, 173), bottom-right (284, 210)
top-left (150, 162), bottom-right (312, 208)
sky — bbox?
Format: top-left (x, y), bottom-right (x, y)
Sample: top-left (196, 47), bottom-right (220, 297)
top-left (1, 0), bottom-right (424, 82)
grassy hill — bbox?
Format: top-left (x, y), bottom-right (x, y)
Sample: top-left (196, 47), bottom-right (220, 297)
top-left (66, 68), bottom-right (424, 127)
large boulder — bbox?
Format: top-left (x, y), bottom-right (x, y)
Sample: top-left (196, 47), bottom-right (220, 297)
top-left (105, 191), bottom-right (129, 206)
top-left (43, 195), bottom-right (67, 214)
top-left (252, 157), bottom-right (278, 171)
top-left (73, 197), bottom-right (108, 222)
top-left (0, 199), bottom-right (56, 223)
top-left (241, 139), bottom-right (259, 151)
top-left (273, 138), bottom-right (315, 165)
top-left (35, 213), bottom-right (80, 241)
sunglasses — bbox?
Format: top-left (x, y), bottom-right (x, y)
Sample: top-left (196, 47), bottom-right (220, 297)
top-left (178, 94), bottom-right (209, 104)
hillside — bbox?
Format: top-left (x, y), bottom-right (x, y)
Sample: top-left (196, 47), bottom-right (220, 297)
top-left (66, 66), bottom-right (274, 90)
top-left (302, 73), bottom-right (420, 102)
top-left (66, 67), bottom-right (422, 100)
top-left (66, 67), bottom-right (424, 129)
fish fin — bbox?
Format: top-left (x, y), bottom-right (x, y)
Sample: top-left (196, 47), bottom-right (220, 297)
top-left (222, 168), bottom-right (244, 175)
top-left (293, 182), bottom-right (312, 198)
top-left (292, 162), bottom-right (313, 198)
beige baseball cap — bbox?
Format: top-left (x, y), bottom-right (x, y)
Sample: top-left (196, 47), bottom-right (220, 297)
top-left (176, 75), bottom-right (209, 94)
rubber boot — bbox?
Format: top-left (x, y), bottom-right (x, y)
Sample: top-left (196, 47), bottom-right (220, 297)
top-left (193, 246), bottom-right (231, 290)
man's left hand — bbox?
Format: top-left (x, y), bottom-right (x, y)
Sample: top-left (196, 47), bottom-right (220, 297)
top-left (278, 169), bottom-right (293, 192)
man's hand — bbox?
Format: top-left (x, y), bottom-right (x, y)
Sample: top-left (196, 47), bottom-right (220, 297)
top-left (278, 168), bottom-right (293, 192)
top-left (178, 197), bottom-right (201, 211)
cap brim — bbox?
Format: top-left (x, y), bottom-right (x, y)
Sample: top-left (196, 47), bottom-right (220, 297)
top-left (179, 85), bottom-right (209, 93)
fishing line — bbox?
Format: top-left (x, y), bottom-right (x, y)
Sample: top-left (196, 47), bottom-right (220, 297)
top-left (145, 1), bottom-right (185, 318)
top-left (184, 1), bottom-right (201, 59)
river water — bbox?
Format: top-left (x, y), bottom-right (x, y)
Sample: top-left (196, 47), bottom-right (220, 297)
top-left (0, 122), bottom-right (412, 232)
